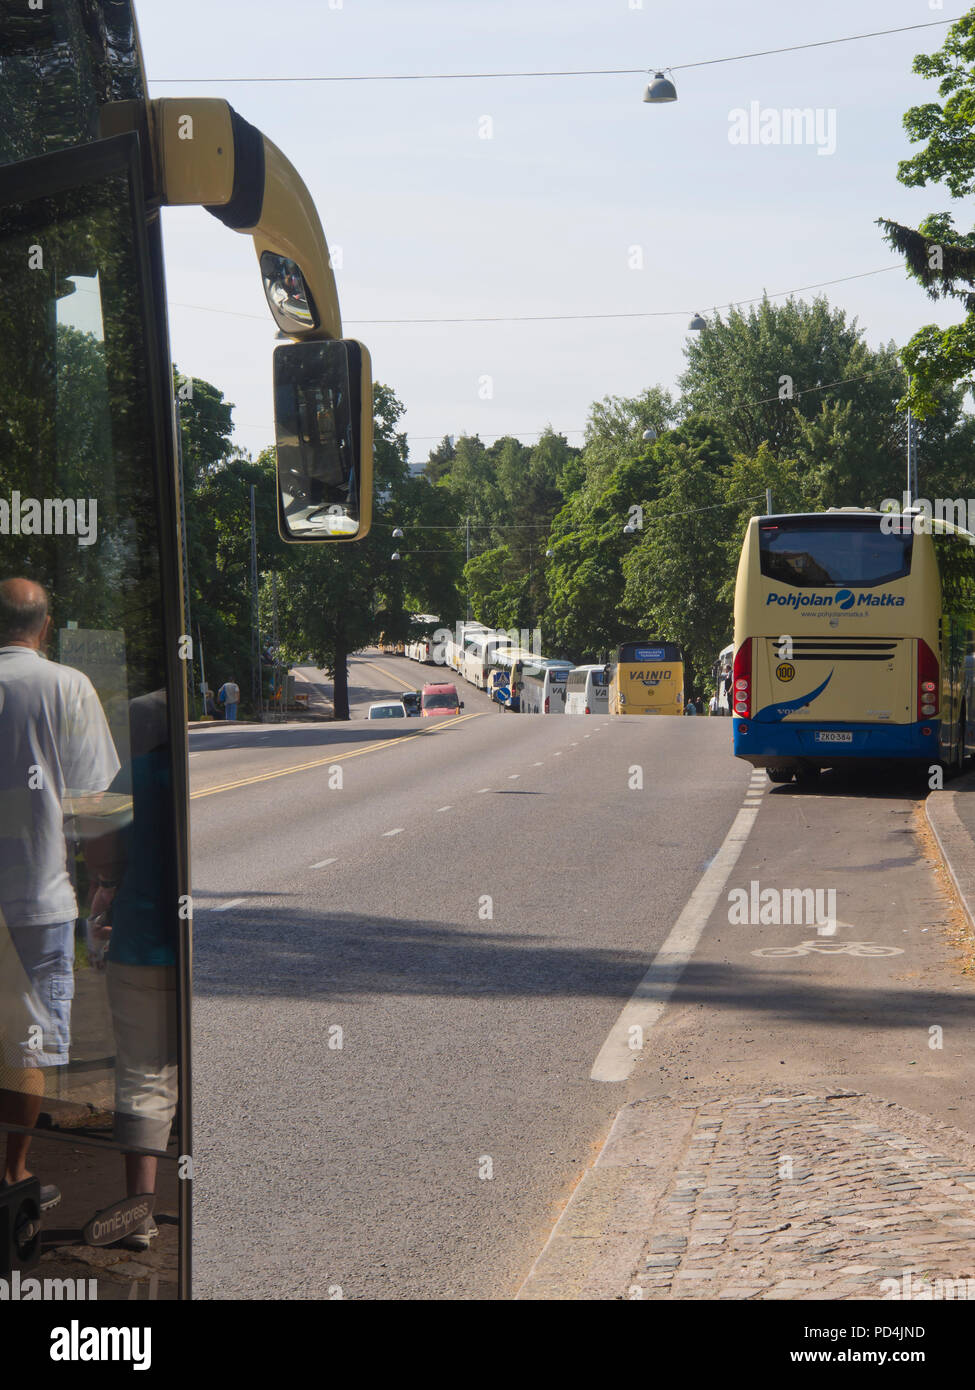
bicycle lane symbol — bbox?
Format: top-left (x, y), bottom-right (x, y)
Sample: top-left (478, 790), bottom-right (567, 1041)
top-left (751, 940), bottom-right (905, 958)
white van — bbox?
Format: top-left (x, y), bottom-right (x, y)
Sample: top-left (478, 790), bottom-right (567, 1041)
top-left (565, 664), bottom-right (610, 715)
top-left (520, 659), bottom-right (573, 714)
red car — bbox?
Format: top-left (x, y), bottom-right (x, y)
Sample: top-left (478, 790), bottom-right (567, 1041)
top-left (421, 682), bottom-right (464, 717)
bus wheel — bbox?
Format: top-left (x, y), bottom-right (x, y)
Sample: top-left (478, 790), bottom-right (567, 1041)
top-left (795, 764), bottom-right (821, 785)
top-left (766, 766), bottom-right (795, 784)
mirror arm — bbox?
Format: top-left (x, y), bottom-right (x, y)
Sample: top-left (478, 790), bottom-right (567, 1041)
top-left (149, 97), bottom-right (342, 341)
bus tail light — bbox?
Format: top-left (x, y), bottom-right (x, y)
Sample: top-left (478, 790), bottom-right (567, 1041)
top-left (585, 705), bottom-right (591, 714)
top-left (544, 696), bottom-right (550, 713)
top-left (918, 639), bottom-right (939, 719)
top-left (732, 639), bottom-right (751, 718)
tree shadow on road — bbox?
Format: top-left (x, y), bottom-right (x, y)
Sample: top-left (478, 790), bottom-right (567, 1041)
top-left (192, 904), bottom-right (975, 1029)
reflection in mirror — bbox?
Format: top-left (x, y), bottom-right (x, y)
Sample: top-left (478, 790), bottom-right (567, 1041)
top-left (275, 339), bottom-right (365, 539)
top-left (260, 251), bottom-right (317, 330)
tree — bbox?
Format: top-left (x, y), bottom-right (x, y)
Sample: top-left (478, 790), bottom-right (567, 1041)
top-left (620, 421), bottom-right (736, 692)
top-left (679, 297), bottom-right (905, 471)
top-left (878, 9), bottom-right (975, 416)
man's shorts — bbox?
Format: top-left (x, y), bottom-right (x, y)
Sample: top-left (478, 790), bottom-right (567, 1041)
top-left (2, 921), bottom-right (74, 1068)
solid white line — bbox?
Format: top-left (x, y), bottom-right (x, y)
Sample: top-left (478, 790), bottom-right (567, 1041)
top-left (310, 858), bottom-right (337, 869)
top-left (214, 898), bottom-right (246, 912)
top-left (590, 801), bottom-right (762, 1083)
top-left (382, 828), bottom-right (404, 836)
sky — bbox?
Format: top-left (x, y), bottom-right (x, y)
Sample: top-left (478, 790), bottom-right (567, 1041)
top-left (136, 0), bottom-right (970, 464)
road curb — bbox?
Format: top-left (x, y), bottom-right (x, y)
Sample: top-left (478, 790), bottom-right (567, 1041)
top-left (516, 1099), bottom-right (692, 1300)
top-left (924, 772), bottom-right (975, 934)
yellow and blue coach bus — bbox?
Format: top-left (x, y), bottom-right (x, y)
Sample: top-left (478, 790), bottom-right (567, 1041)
top-left (732, 509), bottom-right (975, 782)
top-left (608, 641), bottom-right (685, 715)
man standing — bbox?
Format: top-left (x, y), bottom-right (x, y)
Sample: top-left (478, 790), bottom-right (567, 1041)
top-left (0, 578), bottom-right (120, 1210)
top-left (217, 678), bottom-right (240, 721)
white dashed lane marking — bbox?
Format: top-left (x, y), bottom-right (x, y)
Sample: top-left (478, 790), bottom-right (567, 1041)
top-left (214, 898), bottom-right (246, 912)
top-left (382, 828), bottom-right (404, 837)
top-left (310, 858), bottom-right (337, 869)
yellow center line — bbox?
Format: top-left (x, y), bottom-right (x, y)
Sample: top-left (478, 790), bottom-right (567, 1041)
top-left (356, 656), bottom-right (423, 692)
top-left (189, 708), bottom-right (485, 800)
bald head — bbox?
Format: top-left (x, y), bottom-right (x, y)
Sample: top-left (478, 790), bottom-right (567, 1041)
top-left (0, 578), bottom-right (50, 647)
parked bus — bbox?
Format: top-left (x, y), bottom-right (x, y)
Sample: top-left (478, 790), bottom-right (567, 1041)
top-left (732, 509), bottom-right (975, 782)
top-left (519, 659), bottom-right (574, 714)
top-left (443, 621), bottom-right (487, 675)
top-left (565, 664), bottom-right (610, 715)
top-left (0, 1), bottom-right (372, 1300)
top-left (406, 614), bottom-right (440, 663)
top-left (607, 641), bottom-right (684, 715)
top-left (463, 631), bottom-right (515, 690)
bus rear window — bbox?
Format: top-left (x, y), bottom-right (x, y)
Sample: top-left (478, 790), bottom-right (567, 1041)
top-left (758, 520), bottom-right (913, 588)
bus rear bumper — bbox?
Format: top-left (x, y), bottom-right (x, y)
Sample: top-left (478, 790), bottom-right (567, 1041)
top-left (733, 718), bottom-right (940, 766)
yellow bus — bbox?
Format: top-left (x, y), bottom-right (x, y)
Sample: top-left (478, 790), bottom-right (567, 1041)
top-left (608, 641), bottom-right (685, 715)
top-left (732, 509), bottom-right (975, 782)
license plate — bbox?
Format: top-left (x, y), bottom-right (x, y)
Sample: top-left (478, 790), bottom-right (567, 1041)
top-left (814, 731), bottom-right (853, 744)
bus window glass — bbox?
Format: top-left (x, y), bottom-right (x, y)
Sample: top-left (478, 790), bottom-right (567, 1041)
top-left (0, 158), bottom-right (180, 1295)
top-left (758, 520), bottom-right (913, 588)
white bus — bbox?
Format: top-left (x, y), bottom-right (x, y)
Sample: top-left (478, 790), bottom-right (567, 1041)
top-left (443, 621), bottom-right (487, 675)
top-left (406, 614), bottom-right (440, 663)
top-left (565, 664), bottom-right (610, 715)
top-left (463, 631), bottom-right (515, 689)
top-left (520, 659), bottom-right (574, 714)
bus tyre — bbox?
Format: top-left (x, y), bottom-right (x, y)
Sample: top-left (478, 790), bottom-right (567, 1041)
top-left (795, 764), bottom-right (821, 785)
top-left (766, 767), bottom-right (794, 784)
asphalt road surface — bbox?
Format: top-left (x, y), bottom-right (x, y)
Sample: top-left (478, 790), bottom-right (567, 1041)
top-left (190, 652), bottom-right (975, 1299)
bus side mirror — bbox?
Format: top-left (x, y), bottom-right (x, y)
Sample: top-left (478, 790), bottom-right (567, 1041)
top-left (274, 339), bottom-right (373, 542)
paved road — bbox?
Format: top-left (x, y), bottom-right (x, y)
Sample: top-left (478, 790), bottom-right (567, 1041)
top-left (190, 653), bottom-right (748, 1298)
top-left (191, 652), bottom-right (975, 1300)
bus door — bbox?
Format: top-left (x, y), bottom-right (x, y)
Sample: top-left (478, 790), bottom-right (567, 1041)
top-left (0, 134), bottom-right (188, 1299)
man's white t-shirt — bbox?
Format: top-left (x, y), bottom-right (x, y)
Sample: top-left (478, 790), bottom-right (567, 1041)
top-left (219, 682), bottom-right (240, 705)
top-left (0, 645), bottom-right (121, 928)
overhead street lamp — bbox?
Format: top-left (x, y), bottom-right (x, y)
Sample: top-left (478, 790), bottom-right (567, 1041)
top-left (643, 71), bottom-right (677, 104)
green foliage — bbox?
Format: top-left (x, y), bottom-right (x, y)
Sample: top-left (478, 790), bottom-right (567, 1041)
top-left (878, 9), bottom-right (975, 415)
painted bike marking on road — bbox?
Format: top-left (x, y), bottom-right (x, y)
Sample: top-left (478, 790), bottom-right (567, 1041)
top-left (189, 710), bottom-right (485, 800)
top-left (310, 858), bottom-right (337, 869)
top-left (590, 798), bottom-right (762, 1084)
top-left (751, 940), bottom-right (905, 957)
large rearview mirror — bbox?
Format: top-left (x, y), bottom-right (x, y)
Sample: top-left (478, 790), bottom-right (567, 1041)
top-left (274, 339), bottom-right (373, 542)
